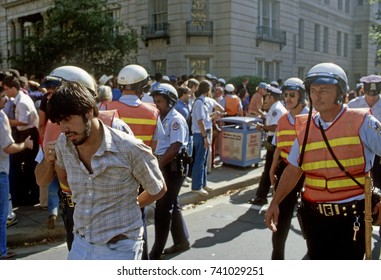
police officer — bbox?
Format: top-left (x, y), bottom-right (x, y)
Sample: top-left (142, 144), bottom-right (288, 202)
top-left (348, 75), bottom-right (381, 189)
top-left (149, 83), bottom-right (190, 259)
top-left (265, 62), bottom-right (381, 259)
top-left (268, 78), bottom-right (309, 259)
top-left (249, 86), bottom-right (287, 205)
top-left (104, 64), bottom-right (164, 150)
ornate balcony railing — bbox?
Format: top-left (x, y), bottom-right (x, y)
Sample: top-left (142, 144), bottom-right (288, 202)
top-left (256, 26), bottom-right (286, 50)
top-left (141, 22), bottom-right (170, 46)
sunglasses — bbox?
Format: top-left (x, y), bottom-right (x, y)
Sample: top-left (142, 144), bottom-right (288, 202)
top-left (283, 92), bottom-right (297, 98)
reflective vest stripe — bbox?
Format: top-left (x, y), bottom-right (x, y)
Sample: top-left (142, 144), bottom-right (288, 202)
top-left (277, 141), bottom-right (295, 148)
top-left (136, 135), bottom-right (153, 141)
top-left (302, 157), bottom-right (365, 171)
top-left (121, 117), bottom-right (157, 125)
top-left (301, 136), bottom-right (361, 152)
top-left (280, 150), bottom-right (288, 160)
top-left (305, 176), bottom-right (365, 190)
top-left (276, 129), bottom-right (295, 136)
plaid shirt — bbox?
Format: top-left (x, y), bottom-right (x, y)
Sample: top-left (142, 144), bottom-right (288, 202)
top-left (55, 121), bottom-right (164, 244)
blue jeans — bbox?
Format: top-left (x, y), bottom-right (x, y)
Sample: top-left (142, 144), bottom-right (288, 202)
top-left (191, 133), bottom-right (209, 190)
top-left (68, 233), bottom-right (143, 260)
top-left (0, 172), bottom-right (9, 257)
top-left (48, 176), bottom-right (60, 216)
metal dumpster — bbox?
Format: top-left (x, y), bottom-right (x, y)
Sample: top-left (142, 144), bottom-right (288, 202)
top-left (218, 116), bottom-right (263, 167)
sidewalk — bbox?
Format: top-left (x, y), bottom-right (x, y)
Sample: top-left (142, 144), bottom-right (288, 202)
top-left (7, 154), bottom-right (265, 247)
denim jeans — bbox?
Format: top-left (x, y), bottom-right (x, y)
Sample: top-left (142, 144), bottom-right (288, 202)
top-left (0, 172), bottom-right (9, 257)
top-left (191, 132), bottom-right (209, 190)
top-left (68, 233), bottom-right (143, 260)
top-left (48, 176), bottom-right (60, 216)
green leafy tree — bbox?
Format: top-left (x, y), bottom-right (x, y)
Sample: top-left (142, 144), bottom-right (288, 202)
top-left (8, 0), bottom-right (138, 77)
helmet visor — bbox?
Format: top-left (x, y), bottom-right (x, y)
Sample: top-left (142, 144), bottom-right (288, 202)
top-left (282, 84), bottom-right (301, 92)
top-left (40, 76), bottom-right (62, 89)
top-left (305, 72), bottom-right (340, 86)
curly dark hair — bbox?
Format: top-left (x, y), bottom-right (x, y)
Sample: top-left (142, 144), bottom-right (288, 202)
top-left (47, 81), bottom-right (99, 123)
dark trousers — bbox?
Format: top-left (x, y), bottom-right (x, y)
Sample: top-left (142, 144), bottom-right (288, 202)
top-left (149, 163), bottom-right (189, 259)
top-left (59, 191), bottom-right (75, 251)
top-left (271, 160), bottom-right (304, 259)
top-left (255, 136), bottom-right (274, 199)
top-left (302, 200), bottom-right (365, 260)
top-left (9, 127), bottom-right (39, 206)
top-left (371, 155), bottom-right (381, 188)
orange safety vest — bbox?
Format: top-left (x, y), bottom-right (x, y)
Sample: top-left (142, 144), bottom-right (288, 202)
top-left (105, 101), bottom-right (158, 146)
top-left (275, 114), bottom-right (296, 164)
top-left (42, 109), bottom-right (119, 193)
top-left (225, 95), bottom-right (240, 116)
top-left (295, 108), bottom-right (367, 202)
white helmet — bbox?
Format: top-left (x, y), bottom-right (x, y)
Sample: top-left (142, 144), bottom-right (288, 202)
top-left (150, 83), bottom-right (178, 108)
top-left (46, 65), bottom-right (96, 93)
top-left (117, 64), bottom-right (149, 85)
top-left (282, 77), bottom-right (306, 103)
top-left (225, 83), bottom-right (235, 93)
top-left (304, 62), bottom-right (348, 95)
top-left (217, 78), bottom-right (226, 86)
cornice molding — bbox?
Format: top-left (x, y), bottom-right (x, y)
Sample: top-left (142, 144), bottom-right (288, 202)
top-left (2, 0), bottom-right (39, 9)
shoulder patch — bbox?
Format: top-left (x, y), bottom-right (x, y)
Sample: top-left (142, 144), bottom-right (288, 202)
top-left (172, 121), bottom-right (180, 130)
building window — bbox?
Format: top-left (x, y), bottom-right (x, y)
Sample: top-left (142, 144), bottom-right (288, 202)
top-left (337, 31), bottom-right (342, 56)
top-left (338, 0), bottom-right (343, 10)
top-left (345, 0), bottom-right (350, 13)
top-left (257, 59), bottom-right (279, 81)
top-left (314, 24), bottom-right (320, 52)
top-left (151, 0), bottom-right (168, 26)
top-left (190, 58), bottom-right (209, 76)
top-left (344, 33), bottom-right (348, 57)
top-left (323, 26), bottom-right (329, 53)
top-left (298, 19), bottom-right (304, 49)
top-left (355, 34), bottom-right (362, 49)
top-left (153, 60), bottom-right (166, 75)
top-left (258, 0), bottom-right (279, 30)
top-left (192, 0), bottom-right (207, 21)
top-left (358, 0), bottom-right (363, 6)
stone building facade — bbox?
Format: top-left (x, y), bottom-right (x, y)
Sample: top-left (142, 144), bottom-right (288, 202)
top-left (0, 0), bottom-right (380, 88)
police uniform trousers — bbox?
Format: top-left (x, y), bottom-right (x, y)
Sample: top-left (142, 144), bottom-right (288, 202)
top-left (371, 155), bottom-right (381, 188)
top-left (149, 161), bottom-right (189, 260)
top-left (301, 198), bottom-right (365, 260)
top-left (255, 135), bottom-right (275, 199)
top-left (271, 159), bottom-right (304, 260)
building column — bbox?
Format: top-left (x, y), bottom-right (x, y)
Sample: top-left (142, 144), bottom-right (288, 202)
top-left (8, 20), bottom-right (15, 57)
top-left (13, 18), bottom-right (23, 56)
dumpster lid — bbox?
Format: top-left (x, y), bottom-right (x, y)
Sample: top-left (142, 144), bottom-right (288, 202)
top-left (220, 116), bottom-right (262, 124)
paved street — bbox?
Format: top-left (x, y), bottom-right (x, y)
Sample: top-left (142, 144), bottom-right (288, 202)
top-left (10, 184), bottom-right (381, 260)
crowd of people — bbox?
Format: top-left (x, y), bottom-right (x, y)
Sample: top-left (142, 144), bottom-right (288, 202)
top-left (1, 61), bottom-right (381, 260)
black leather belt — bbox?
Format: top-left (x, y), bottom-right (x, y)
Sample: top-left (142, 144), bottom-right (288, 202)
top-left (107, 234), bottom-right (128, 244)
top-left (303, 199), bottom-right (364, 217)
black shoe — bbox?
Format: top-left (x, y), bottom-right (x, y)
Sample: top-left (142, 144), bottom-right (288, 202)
top-left (0, 251), bottom-right (16, 260)
top-left (248, 197), bottom-right (268, 206)
top-left (163, 241), bottom-right (190, 254)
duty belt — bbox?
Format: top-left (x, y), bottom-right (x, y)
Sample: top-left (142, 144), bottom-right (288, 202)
top-left (303, 199), bottom-right (364, 217)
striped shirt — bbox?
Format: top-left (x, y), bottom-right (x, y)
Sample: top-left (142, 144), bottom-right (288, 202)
top-left (55, 121), bottom-right (165, 244)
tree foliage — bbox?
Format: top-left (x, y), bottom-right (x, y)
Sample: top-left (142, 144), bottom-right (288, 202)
top-left (8, 0), bottom-right (138, 77)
